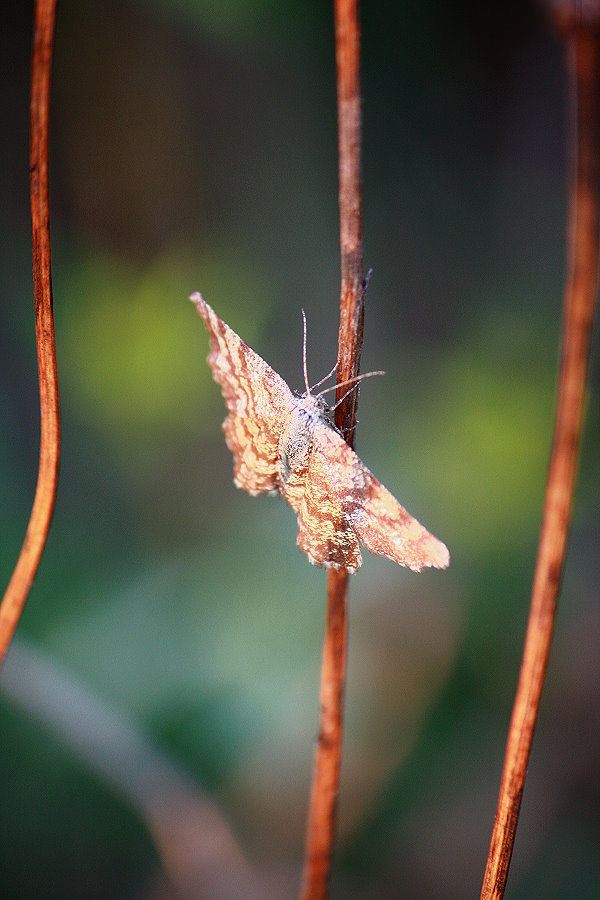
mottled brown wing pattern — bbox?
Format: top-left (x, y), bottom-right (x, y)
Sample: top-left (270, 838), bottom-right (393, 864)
top-left (306, 426), bottom-right (449, 572)
top-left (351, 466), bottom-right (450, 572)
top-left (192, 293), bottom-right (450, 573)
top-left (191, 293), bottom-right (294, 495)
top-left (288, 427), bottom-right (363, 572)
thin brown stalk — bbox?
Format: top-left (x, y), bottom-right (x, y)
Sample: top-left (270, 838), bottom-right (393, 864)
top-left (481, 14), bottom-right (600, 899)
top-left (301, 1), bottom-right (364, 897)
top-left (0, 0), bottom-right (59, 665)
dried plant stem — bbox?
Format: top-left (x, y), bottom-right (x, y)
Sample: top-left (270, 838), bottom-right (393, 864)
top-left (333, 0), bottom-right (365, 437)
top-left (301, 568), bottom-right (349, 900)
top-left (301, 1), bottom-right (364, 897)
top-left (0, 0), bottom-right (59, 665)
top-left (481, 19), bottom-right (600, 900)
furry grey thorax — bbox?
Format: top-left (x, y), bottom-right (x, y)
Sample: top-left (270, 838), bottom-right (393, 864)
top-left (279, 394), bottom-right (334, 483)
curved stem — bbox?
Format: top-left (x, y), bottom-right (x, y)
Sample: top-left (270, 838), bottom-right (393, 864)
top-left (481, 16), bottom-right (600, 898)
top-left (0, 0), bottom-right (59, 665)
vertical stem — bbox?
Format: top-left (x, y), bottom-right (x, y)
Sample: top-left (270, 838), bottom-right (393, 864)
top-left (481, 15), bottom-right (600, 899)
top-left (301, 1), bottom-right (364, 897)
top-left (0, 0), bottom-right (59, 665)
top-left (334, 0), bottom-right (364, 438)
top-left (301, 568), bottom-right (349, 900)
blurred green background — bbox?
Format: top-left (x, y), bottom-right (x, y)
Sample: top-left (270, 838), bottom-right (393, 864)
top-left (1, 1), bottom-right (599, 897)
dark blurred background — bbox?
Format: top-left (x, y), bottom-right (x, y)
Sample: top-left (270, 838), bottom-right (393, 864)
top-left (0, 1), bottom-right (598, 897)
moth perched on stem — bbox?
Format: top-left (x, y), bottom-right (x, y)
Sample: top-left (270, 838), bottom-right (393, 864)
top-left (192, 293), bottom-right (449, 573)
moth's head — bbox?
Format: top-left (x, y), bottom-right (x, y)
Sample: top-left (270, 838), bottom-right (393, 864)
top-left (296, 391), bottom-right (333, 423)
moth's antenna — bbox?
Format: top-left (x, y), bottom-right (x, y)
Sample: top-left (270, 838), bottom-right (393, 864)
top-left (318, 369), bottom-right (385, 401)
top-left (310, 362), bottom-right (338, 394)
top-left (302, 270), bottom-right (373, 396)
top-left (330, 382), bottom-right (360, 411)
top-left (362, 267), bottom-right (373, 300)
top-left (313, 268), bottom-right (374, 400)
top-left (329, 373), bottom-right (383, 412)
top-left (301, 308), bottom-right (311, 395)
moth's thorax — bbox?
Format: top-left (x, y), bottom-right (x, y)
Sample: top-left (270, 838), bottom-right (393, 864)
top-left (278, 393), bottom-right (332, 482)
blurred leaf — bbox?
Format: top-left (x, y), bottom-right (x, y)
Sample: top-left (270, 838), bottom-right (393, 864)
top-left (400, 303), bottom-right (559, 555)
top-left (55, 243), bottom-right (273, 463)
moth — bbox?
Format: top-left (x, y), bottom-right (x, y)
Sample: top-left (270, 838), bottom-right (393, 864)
top-left (191, 292), bottom-right (449, 574)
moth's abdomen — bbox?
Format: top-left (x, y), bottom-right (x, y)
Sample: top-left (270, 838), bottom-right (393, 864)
top-left (278, 405), bottom-right (314, 482)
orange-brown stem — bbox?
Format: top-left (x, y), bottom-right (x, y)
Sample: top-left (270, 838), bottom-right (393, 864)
top-left (301, 568), bottom-right (349, 900)
top-left (481, 17), bottom-right (600, 899)
top-left (301, 1), bottom-right (364, 897)
top-left (0, 0), bottom-right (59, 665)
